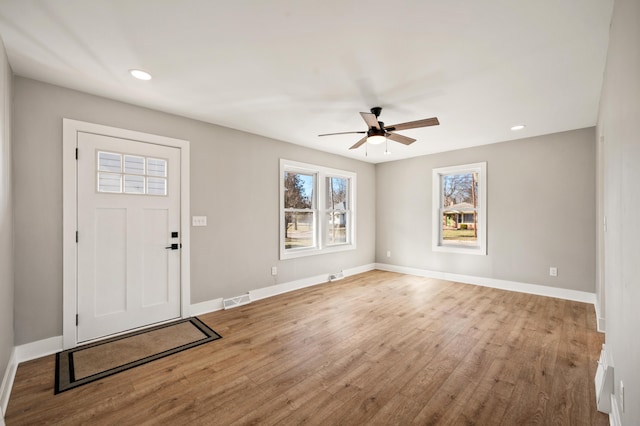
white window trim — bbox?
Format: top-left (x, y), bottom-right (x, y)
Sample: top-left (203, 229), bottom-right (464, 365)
top-left (432, 162), bottom-right (487, 255)
top-left (280, 159), bottom-right (356, 260)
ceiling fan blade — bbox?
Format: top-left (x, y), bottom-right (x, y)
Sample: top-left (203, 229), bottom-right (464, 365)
top-left (387, 132), bottom-right (416, 145)
top-left (385, 117), bottom-right (439, 132)
top-left (318, 131), bottom-right (367, 137)
top-left (360, 112), bottom-right (381, 130)
top-left (349, 136), bottom-right (368, 150)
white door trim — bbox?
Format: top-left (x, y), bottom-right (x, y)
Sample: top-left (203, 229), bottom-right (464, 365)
top-left (62, 119), bottom-right (191, 349)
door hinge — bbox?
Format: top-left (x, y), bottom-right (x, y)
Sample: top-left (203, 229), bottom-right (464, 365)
top-left (75, 148), bottom-right (78, 160)
top-left (76, 231), bottom-right (78, 243)
top-left (76, 314), bottom-right (79, 326)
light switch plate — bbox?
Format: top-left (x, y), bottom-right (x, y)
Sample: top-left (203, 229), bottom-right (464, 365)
top-left (192, 216), bottom-right (207, 227)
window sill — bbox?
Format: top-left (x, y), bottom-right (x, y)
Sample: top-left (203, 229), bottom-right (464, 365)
top-left (432, 244), bottom-right (487, 256)
top-left (280, 243), bottom-right (356, 260)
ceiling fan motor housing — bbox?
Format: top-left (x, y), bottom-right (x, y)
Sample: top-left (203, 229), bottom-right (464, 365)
top-left (368, 125), bottom-right (386, 137)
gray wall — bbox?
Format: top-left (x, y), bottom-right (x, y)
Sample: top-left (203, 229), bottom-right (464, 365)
top-left (0, 38), bottom-right (13, 401)
top-left (375, 128), bottom-right (596, 293)
top-left (12, 77), bottom-right (376, 345)
top-left (598, 0), bottom-right (640, 422)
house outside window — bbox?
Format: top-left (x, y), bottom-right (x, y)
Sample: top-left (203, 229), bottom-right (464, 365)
top-left (280, 160), bottom-right (356, 259)
top-left (432, 162), bottom-right (487, 255)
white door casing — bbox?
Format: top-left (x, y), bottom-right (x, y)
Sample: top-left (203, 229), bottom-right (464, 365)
top-left (63, 119), bottom-right (190, 349)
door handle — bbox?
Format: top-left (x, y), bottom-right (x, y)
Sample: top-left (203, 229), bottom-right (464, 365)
top-left (165, 243), bottom-right (179, 250)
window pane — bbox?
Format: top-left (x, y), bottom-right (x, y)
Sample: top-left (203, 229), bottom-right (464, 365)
top-left (284, 172), bottom-right (314, 209)
top-left (147, 158), bottom-right (167, 177)
top-left (124, 155), bottom-right (145, 174)
top-left (326, 177), bottom-right (348, 209)
top-left (441, 173), bottom-right (478, 209)
top-left (98, 173), bottom-right (121, 193)
top-left (147, 177), bottom-right (167, 196)
top-left (124, 175), bottom-right (144, 194)
top-left (284, 211), bottom-right (315, 249)
top-left (327, 212), bottom-right (347, 245)
top-left (441, 212), bottom-right (478, 246)
top-left (98, 152), bottom-right (121, 172)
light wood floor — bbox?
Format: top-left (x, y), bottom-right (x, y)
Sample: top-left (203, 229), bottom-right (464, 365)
top-left (6, 270), bottom-right (607, 425)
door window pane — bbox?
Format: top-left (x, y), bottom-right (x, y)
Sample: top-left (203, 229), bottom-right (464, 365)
top-left (98, 152), bottom-right (121, 172)
top-left (147, 158), bottom-right (167, 177)
top-left (124, 175), bottom-right (145, 194)
top-left (124, 155), bottom-right (145, 174)
top-left (98, 173), bottom-right (122, 193)
top-left (147, 177), bottom-right (167, 196)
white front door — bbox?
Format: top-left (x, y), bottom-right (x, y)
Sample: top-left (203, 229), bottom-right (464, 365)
top-left (76, 132), bottom-right (181, 342)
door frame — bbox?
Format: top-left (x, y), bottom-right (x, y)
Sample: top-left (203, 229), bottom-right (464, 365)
top-left (62, 119), bottom-right (191, 349)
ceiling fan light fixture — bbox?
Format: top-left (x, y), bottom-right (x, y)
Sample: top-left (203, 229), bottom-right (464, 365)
top-left (367, 135), bottom-right (386, 145)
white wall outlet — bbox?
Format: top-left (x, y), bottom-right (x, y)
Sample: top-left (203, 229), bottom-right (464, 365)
top-left (192, 216), bottom-right (207, 227)
top-left (549, 267), bottom-right (558, 277)
top-left (271, 266), bottom-right (277, 276)
top-left (386, 250), bottom-right (391, 258)
top-left (620, 380), bottom-right (624, 412)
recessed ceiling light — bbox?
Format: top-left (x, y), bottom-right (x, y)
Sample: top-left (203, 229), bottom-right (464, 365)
top-left (129, 69), bottom-right (152, 81)
top-left (511, 124), bottom-right (526, 131)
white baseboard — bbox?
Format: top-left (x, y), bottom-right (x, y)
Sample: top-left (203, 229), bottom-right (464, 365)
top-left (14, 336), bottom-right (63, 364)
top-left (375, 263), bottom-right (597, 304)
top-left (249, 263), bottom-right (376, 302)
top-left (0, 349), bottom-right (16, 420)
top-left (189, 298), bottom-right (224, 317)
top-left (610, 393), bottom-right (622, 426)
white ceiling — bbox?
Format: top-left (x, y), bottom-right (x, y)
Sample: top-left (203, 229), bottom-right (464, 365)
top-left (0, 0), bottom-right (613, 163)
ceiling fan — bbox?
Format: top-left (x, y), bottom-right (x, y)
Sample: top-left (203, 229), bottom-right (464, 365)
top-left (318, 107), bottom-right (439, 150)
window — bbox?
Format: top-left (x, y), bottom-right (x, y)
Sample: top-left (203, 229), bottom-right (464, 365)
top-left (280, 160), bottom-right (355, 259)
top-left (97, 151), bottom-right (167, 196)
top-left (432, 162), bottom-right (486, 255)
top-left (326, 176), bottom-right (350, 245)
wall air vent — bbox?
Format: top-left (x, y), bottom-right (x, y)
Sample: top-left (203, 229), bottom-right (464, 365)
top-left (329, 271), bottom-right (344, 282)
top-left (222, 294), bottom-right (251, 310)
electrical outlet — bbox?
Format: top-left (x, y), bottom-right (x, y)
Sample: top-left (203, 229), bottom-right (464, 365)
top-left (271, 266), bottom-right (277, 276)
top-left (549, 267), bottom-right (558, 277)
top-left (386, 250), bottom-right (391, 258)
top-left (620, 381), bottom-right (624, 412)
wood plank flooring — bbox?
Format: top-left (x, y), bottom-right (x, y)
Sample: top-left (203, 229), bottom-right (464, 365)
top-left (5, 270), bottom-right (608, 425)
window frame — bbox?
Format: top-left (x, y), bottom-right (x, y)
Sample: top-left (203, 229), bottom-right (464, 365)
top-left (280, 159), bottom-right (356, 260)
top-left (432, 162), bottom-right (487, 255)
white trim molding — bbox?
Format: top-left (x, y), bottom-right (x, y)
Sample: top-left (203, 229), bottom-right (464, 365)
top-left (189, 298), bottom-right (224, 317)
top-left (595, 299), bottom-right (606, 333)
top-left (610, 393), bottom-right (622, 426)
top-left (375, 263), bottom-right (596, 304)
top-left (63, 119), bottom-right (191, 349)
top-left (250, 263), bottom-right (375, 301)
top-left (0, 349), bottom-right (16, 419)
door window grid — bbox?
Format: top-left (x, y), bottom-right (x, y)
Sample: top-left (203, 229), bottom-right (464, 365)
top-left (97, 151), bottom-right (167, 195)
